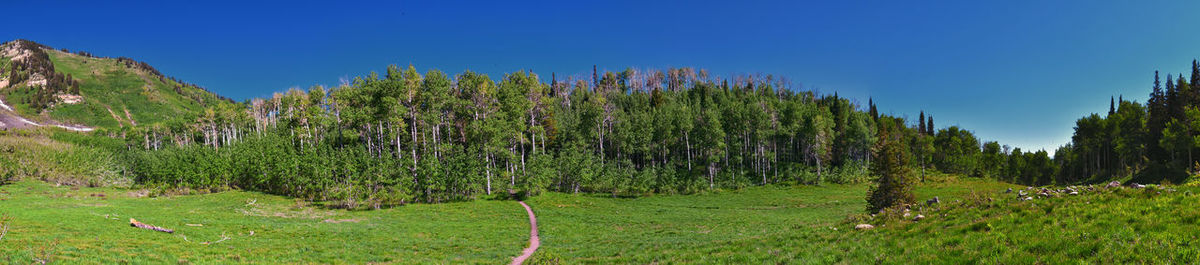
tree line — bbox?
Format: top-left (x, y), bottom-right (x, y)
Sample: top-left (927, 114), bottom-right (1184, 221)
top-left (1056, 60), bottom-right (1200, 185)
top-left (117, 64), bottom-right (1051, 207)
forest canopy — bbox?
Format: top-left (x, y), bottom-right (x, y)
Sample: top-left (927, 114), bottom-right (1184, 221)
top-left (117, 65), bottom-right (1055, 208)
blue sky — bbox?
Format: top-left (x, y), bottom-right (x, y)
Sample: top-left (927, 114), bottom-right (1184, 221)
top-left (3, 0), bottom-right (1200, 153)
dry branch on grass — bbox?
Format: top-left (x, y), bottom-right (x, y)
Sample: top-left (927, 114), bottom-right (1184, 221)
top-left (130, 218), bottom-right (173, 233)
top-left (0, 213), bottom-right (10, 242)
top-left (30, 239), bottom-right (59, 265)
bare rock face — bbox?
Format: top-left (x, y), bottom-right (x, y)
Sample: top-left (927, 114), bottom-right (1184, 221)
top-left (855, 224), bottom-right (875, 230)
top-left (57, 94), bottom-right (83, 104)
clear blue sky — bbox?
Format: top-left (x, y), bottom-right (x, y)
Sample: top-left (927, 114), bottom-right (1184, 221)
top-left (4, 0), bottom-right (1200, 153)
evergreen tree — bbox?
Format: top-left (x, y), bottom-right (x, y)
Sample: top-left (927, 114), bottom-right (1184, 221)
top-left (868, 98), bottom-right (878, 121)
top-left (1148, 71), bottom-right (1168, 162)
top-left (1168, 74), bottom-right (1183, 120)
top-left (927, 116), bottom-right (934, 134)
top-left (918, 111), bottom-right (926, 135)
top-left (866, 118), bottom-right (915, 213)
top-left (1192, 60), bottom-right (1200, 105)
top-left (1109, 96), bottom-right (1115, 116)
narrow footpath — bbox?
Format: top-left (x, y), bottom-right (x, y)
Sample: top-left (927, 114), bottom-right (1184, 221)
top-left (510, 201), bottom-right (540, 265)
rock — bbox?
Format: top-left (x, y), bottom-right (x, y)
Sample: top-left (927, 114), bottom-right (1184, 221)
top-left (913, 214), bottom-right (925, 221)
top-left (926, 196), bottom-right (940, 206)
top-left (1068, 191), bottom-right (1079, 195)
top-left (903, 212), bottom-right (911, 218)
top-left (1106, 181), bottom-right (1121, 189)
top-left (1020, 196), bottom-right (1033, 201)
top-left (855, 224), bottom-right (875, 230)
top-left (1005, 188), bottom-right (1013, 193)
top-left (1131, 183), bottom-right (1146, 189)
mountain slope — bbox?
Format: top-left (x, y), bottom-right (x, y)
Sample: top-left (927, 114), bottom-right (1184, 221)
top-left (0, 39), bottom-right (232, 130)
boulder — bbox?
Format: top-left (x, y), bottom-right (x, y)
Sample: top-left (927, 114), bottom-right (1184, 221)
top-left (855, 224), bottom-right (875, 230)
top-left (1106, 181), bottom-right (1121, 189)
top-left (926, 196), bottom-right (940, 206)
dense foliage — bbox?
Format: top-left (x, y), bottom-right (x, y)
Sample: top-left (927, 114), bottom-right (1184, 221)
top-left (115, 64), bottom-right (1052, 206)
top-left (1056, 61), bottom-right (1200, 184)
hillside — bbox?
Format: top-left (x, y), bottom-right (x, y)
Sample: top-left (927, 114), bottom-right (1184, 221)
top-left (0, 39), bottom-right (231, 130)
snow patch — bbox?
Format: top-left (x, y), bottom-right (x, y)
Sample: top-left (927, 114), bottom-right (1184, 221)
top-left (0, 97), bottom-right (13, 112)
top-left (0, 97), bottom-right (94, 132)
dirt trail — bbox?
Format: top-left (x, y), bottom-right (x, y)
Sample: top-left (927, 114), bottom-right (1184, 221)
top-left (510, 201), bottom-right (540, 265)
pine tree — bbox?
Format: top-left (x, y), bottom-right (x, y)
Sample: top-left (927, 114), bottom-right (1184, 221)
top-left (1192, 60), bottom-right (1200, 105)
top-left (1169, 74), bottom-right (1184, 120)
top-left (927, 116), bottom-right (934, 135)
top-left (1148, 70), bottom-right (1168, 162)
top-left (868, 98), bottom-right (879, 122)
top-left (866, 119), bottom-right (915, 213)
top-left (1109, 96), bottom-right (1116, 116)
top-left (918, 111), bottom-right (926, 135)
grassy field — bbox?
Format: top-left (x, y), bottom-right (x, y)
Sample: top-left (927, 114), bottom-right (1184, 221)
top-left (4, 169), bottom-right (1200, 264)
top-left (0, 180), bottom-right (529, 264)
top-left (527, 177), bottom-right (1200, 264)
top-left (4, 132), bottom-right (1200, 264)
top-left (524, 177), bottom-right (1018, 264)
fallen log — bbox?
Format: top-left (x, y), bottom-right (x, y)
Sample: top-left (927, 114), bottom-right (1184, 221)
top-left (130, 218), bottom-right (174, 233)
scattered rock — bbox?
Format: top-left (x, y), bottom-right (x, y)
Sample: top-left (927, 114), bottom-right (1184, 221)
top-left (926, 196), bottom-right (940, 206)
top-left (1131, 183), bottom-right (1146, 189)
top-left (1068, 191), bottom-right (1079, 195)
top-left (1020, 196), bottom-right (1033, 201)
top-left (127, 190), bottom-right (149, 198)
top-left (855, 224), bottom-right (875, 230)
top-left (1106, 181), bottom-right (1121, 189)
top-left (913, 214), bottom-right (925, 222)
